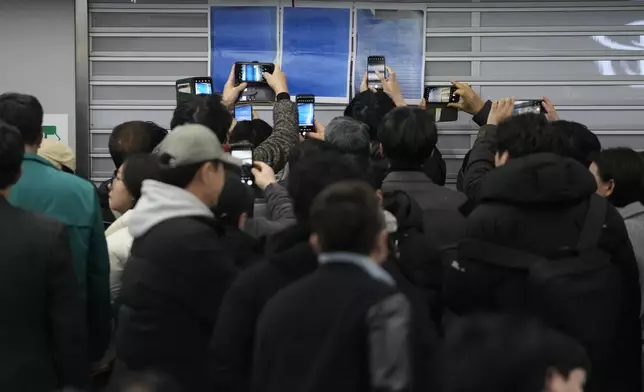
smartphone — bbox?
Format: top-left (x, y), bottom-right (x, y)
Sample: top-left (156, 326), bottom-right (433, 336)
top-left (367, 56), bottom-right (386, 90)
top-left (513, 100), bottom-right (545, 116)
top-left (296, 95), bottom-right (315, 136)
top-left (234, 62), bottom-right (275, 85)
top-left (194, 78), bottom-right (213, 95)
top-left (230, 144), bottom-right (254, 186)
top-left (424, 86), bottom-right (459, 104)
top-left (234, 104), bottom-right (253, 121)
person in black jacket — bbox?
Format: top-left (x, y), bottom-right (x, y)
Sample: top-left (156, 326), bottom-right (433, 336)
top-left (379, 106), bottom-right (467, 285)
top-left (113, 124), bottom-right (240, 391)
top-left (448, 100), bottom-right (642, 392)
top-left (0, 121), bottom-right (88, 391)
top-left (253, 180), bottom-right (411, 392)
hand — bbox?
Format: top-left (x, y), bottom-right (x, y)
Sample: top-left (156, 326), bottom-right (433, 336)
top-left (306, 120), bottom-right (325, 141)
top-left (542, 96), bottom-right (559, 122)
top-left (448, 81), bottom-right (485, 115)
top-left (419, 98), bottom-right (427, 110)
top-left (487, 98), bottom-right (515, 126)
top-left (251, 161), bottom-right (277, 191)
top-left (262, 64), bottom-right (289, 95)
top-left (222, 65), bottom-right (248, 109)
top-left (376, 67), bottom-right (405, 107)
top-left (252, 110), bottom-right (259, 120)
top-left (360, 72), bottom-right (375, 93)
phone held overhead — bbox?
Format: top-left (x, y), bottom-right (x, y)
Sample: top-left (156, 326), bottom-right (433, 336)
top-left (513, 100), bottom-right (546, 116)
top-left (175, 77), bottom-right (213, 104)
top-left (234, 62), bottom-right (276, 103)
top-left (296, 95), bottom-right (315, 136)
top-left (367, 56), bottom-right (386, 90)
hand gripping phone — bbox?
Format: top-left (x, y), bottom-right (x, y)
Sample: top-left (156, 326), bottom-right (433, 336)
top-left (234, 62), bottom-right (275, 85)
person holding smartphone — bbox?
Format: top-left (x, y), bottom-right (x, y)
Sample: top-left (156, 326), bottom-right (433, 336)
top-left (220, 64), bottom-right (299, 173)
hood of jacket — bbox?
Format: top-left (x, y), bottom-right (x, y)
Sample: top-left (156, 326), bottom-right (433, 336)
top-left (382, 190), bottom-right (425, 233)
top-left (478, 153), bottom-right (597, 205)
top-left (128, 179), bottom-right (214, 239)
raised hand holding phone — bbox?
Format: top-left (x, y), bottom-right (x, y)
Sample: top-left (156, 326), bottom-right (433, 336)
top-left (262, 64), bottom-right (289, 95)
top-left (448, 81), bottom-right (485, 115)
top-left (376, 67), bottom-right (405, 107)
top-left (222, 65), bottom-right (248, 109)
top-left (487, 98), bottom-right (515, 126)
top-left (251, 162), bottom-right (277, 191)
top-left (542, 97), bottom-right (560, 122)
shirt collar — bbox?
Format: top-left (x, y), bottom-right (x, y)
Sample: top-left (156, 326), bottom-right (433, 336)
top-left (24, 152), bottom-right (56, 168)
top-left (318, 252), bottom-right (395, 287)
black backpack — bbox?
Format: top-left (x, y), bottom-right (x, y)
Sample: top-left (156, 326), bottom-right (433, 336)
top-left (450, 196), bottom-right (624, 348)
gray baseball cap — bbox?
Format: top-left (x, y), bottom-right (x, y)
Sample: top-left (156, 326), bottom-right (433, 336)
top-left (155, 124), bottom-right (241, 168)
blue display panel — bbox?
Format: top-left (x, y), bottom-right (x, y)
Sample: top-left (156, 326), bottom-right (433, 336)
top-left (355, 9), bottom-right (425, 100)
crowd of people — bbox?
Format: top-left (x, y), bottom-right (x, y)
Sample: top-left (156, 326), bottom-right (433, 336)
top-left (2, 64), bottom-right (644, 392)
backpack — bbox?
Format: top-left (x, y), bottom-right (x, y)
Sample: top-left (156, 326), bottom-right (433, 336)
top-left (451, 196), bottom-right (624, 347)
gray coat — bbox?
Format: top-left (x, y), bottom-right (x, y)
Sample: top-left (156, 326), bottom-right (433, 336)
top-left (620, 202), bottom-right (644, 316)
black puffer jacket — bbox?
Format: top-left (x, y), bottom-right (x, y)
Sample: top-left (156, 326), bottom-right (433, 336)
top-left (446, 152), bottom-right (642, 392)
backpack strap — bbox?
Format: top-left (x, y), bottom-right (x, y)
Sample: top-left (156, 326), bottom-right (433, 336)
top-left (458, 238), bottom-right (544, 270)
top-left (576, 196), bottom-right (608, 250)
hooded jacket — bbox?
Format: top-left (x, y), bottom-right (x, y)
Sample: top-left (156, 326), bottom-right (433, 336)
top-left (115, 180), bottom-right (237, 391)
top-left (446, 153), bottom-right (642, 392)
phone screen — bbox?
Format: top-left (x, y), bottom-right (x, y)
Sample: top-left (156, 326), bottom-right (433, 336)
top-left (236, 63), bottom-right (273, 83)
top-left (425, 87), bottom-right (458, 104)
top-left (298, 103), bottom-right (314, 127)
top-left (513, 100), bottom-right (543, 116)
top-left (235, 105), bottom-right (252, 121)
top-left (368, 56), bottom-right (386, 90)
top-left (195, 82), bottom-right (212, 95)
top-left (231, 148), bottom-right (254, 185)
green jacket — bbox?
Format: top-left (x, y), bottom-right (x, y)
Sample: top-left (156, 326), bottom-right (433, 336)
top-left (9, 153), bottom-right (111, 361)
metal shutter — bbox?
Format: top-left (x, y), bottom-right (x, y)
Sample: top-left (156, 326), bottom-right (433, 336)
top-left (88, 0), bottom-right (644, 186)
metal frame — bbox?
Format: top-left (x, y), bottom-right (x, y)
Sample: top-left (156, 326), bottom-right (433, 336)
top-left (75, 0), bottom-right (90, 178)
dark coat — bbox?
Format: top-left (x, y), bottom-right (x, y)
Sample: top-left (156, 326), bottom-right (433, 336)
top-left (252, 262), bottom-right (410, 392)
top-left (115, 216), bottom-right (237, 391)
top-left (210, 223), bottom-right (439, 392)
top-left (382, 169), bottom-right (467, 254)
top-left (0, 198), bottom-right (88, 391)
top-left (447, 152), bottom-right (642, 392)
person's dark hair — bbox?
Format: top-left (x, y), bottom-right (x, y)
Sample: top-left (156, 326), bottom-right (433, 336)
top-left (228, 119), bottom-right (273, 147)
top-left (122, 154), bottom-right (162, 204)
top-left (325, 116), bottom-right (371, 155)
top-left (551, 120), bottom-right (601, 168)
top-left (592, 147), bottom-right (644, 208)
top-left (212, 171), bottom-right (255, 227)
top-left (108, 121), bottom-right (168, 168)
top-left (0, 121), bottom-right (24, 189)
top-left (287, 149), bottom-right (369, 221)
top-left (170, 94), bottom-right (232, 144)
top-left (0, 93), bottom-right (44, 146)
top-left (288, 138), bottom-right (334, 171)
top-left (495, 113), bottom-right (568, 159)
top-left (434, 314), bottom-right (590, 392)
top-left (378, 106), bottom-right (438, 164)
top-left (311, 181), bottom-right (384, 255)
top-left (344, 90), bottom-right (396, 141)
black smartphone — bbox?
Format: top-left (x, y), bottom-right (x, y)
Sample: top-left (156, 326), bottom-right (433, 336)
top-left (230, 144), bottom-right (254, 186)
top-left (234, 62), bottom-right (275, 85)
top-left (424, 86), bottom-right (459, 104)
top-left (513, 100), bottom-right (545, 116)
top-left (296, 95), bottom-right (315, 136)
top-left (367, 56), bottom-right (386, 90)
top-left (234, 104), bottom-right (253, 121)
top-left (194, 78), bottom-right (213, 95)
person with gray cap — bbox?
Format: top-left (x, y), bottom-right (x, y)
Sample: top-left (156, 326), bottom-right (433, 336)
top-left (112, 124), bottom-right (240, 391)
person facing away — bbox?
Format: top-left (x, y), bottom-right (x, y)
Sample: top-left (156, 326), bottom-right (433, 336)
top-left (105, 154), bottom-right (161, 302)
top-left (446, 100), bottom-right (642, 392)
top-left (0, 92), bottom-right (111, 364)
top-left (99, 121), bottom-right (167, 229)
top-left (252, 181), bottom-right (411, 392)
top-left (210, 149), bottom-right (373, 392)
top-left (113, 124), bottom-right (239, 391)
top-left (590, 147), bottom-right (644, 318)
top-left (433, 314), bottom-right (590, 392)
top-left (0, 121), bottom-right (88, 391)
